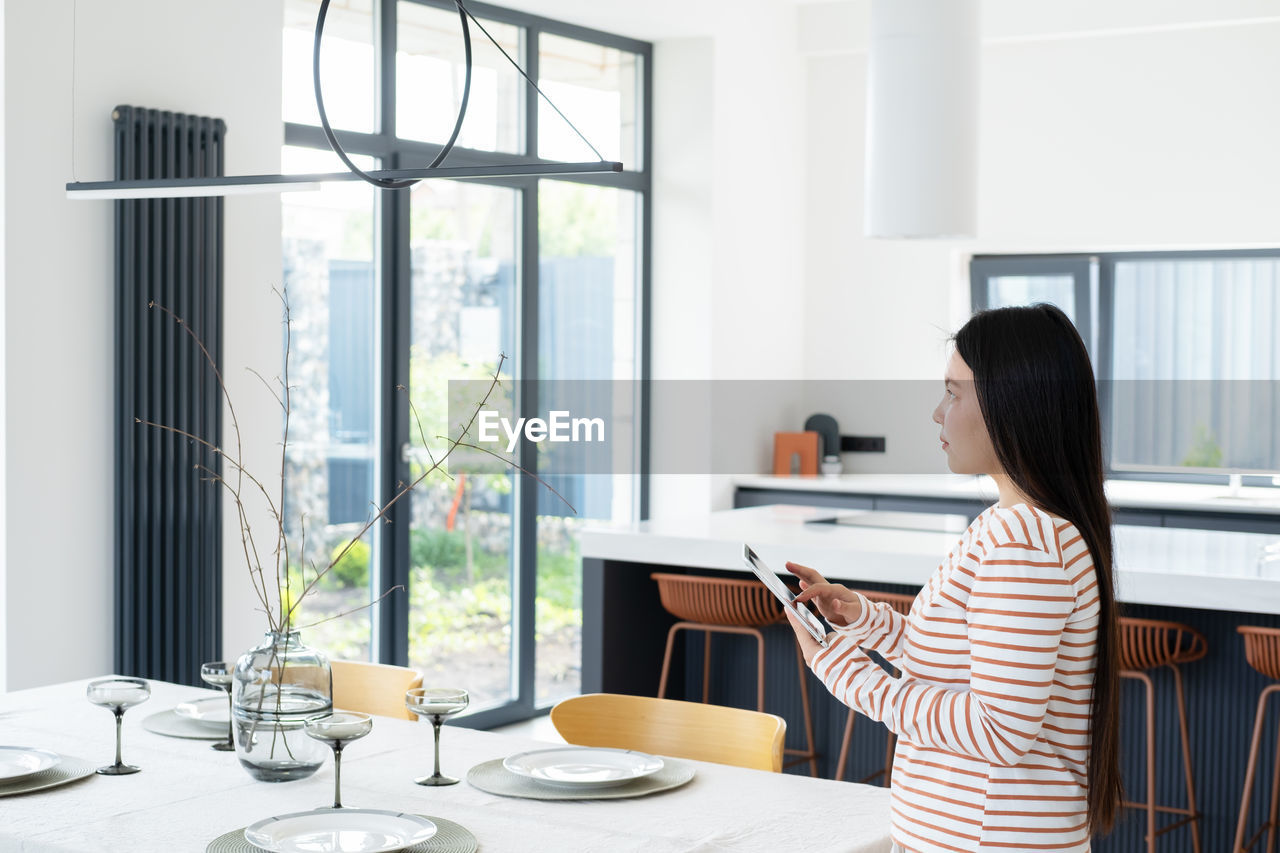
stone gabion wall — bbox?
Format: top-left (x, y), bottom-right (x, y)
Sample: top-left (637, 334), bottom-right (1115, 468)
top-left (280, 236), bottom-right (520, 571)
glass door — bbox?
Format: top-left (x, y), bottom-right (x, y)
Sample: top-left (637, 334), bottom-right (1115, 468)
top-left (281, 146), bottom-right (381, 662)
top-left (404, 180), bottom-right (520, 712)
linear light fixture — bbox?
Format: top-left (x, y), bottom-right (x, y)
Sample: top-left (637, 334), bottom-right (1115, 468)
top-left (66, 162), bottom-right (622, 200)
top-left (66, 0), bottom-right (623, 201)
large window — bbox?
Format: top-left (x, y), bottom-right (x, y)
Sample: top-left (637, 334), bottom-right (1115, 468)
top-left (281, 0), bottom-right (650, 727)
top-left (972, 251), bottom-right (1280, 483)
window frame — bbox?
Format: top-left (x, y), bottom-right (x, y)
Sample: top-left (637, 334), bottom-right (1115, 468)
top-left (284, 0), bottom-right (652, 728)
top-left (971, 248), bottom-right (1280, 488)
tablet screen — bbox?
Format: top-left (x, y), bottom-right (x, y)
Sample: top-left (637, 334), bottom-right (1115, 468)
top-left (742, 544), bottom-right (828, 647)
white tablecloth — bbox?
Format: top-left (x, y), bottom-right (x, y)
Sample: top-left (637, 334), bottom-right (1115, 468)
top-left (0, 678), bottom-right (892, 853)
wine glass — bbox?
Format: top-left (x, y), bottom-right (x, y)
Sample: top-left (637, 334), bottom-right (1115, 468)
top-left (86, 677), bottom-right (151, 775)
top-left (199, 661), bottom-right (235, 752)
top-left (405, 687), bottom-right (469, 786)
top-left (304, 712), bottom-right (373, 809)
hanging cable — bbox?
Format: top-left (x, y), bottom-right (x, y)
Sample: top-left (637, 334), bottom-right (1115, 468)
top-left (314, 0), bottom-right (473, 189)
top-left (455, 0), bottom-right (606, 163)
top-left (71, 0), bottom-right (79, 182)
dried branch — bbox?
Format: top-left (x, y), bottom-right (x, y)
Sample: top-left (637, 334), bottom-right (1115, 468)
top-left (294, 585), bottom-right (406, 631)
top-left (274, 287), bottom-right (294, 630)
top-left (447, 439), bottom-right (578, 516)
top-left (149, 300), bottom-right (259, 598)
top-left (142, 414), bottom-right (284, 629)
top-left (246, 367), bottom-right (286, 411)
top-left (138, 418), bottom-right (281, 519)
top-left (397, 383), bottom-right (444, 476)
top-left (145, 298), bottom-right (577, 642)
top-left (193, 464), bottom-right (276, 627)
top-left (283, 358), bottom-right (510, 625)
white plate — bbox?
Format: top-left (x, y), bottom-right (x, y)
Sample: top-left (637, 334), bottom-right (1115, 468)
top-left (503, 747), bottom-right (665, 789)
top-left (0, 746), bottom-right (61, 782)
top-left (244, 809), bottom-right (437, 853)
top-left (173, 696), bottom-right (230, 728)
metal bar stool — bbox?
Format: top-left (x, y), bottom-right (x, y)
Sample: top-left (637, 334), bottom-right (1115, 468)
top-left (1120, 616), bottom-right (1207, 853)
top-left (833, 590), bottom-right (916, 785)
top-left (1234, 626), bottom-right (1280, 852)
top-left (651, 572), bottom-right (819, 776)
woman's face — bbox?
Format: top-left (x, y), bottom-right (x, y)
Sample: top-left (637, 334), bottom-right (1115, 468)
top-left (932, 350), bottom-right (1001, 476)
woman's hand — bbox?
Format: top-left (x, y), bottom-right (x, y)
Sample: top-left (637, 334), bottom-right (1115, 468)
top-left (785, 610), bottom-right (828, 666)
top-left (786, 561), bottom-right (862, 628)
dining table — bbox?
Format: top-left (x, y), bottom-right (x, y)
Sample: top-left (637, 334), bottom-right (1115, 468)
top-left (0, 677), bottom-right (893, 852)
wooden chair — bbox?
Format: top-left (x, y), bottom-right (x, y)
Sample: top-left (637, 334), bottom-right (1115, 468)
top-left (834, 589), bottom-right (917, 785)
top-left (549, 692), bottom-right (787, 773)
top-left (331, 660), bottom-right (423, 721)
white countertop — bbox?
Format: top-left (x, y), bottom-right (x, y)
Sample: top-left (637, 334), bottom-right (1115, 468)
top-left (734, 474), bottom-right (1280, 515)
top-left (580, 505), bottom-right (1280, 615)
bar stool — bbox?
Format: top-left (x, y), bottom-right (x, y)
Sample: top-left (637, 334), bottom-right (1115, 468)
top-left (1234, 625), bottom-right (1280, 852)
top-left (1120, 616), bottom-right (1207, 853)
top-left (834, 590), bottom-right (916, 785)
top-left (651, 572), bottom-right (819, 776)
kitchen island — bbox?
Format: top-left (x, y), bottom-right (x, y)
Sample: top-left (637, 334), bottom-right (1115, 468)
top-left (580, 504), bottom-right (1280, 851)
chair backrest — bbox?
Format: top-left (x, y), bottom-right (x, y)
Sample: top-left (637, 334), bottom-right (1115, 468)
top-left (331, 660), bottom-right (423, 721)
top-left (1240, 625), bottom-right (1280, 681)
top-left (550, 693), bottom-right (786, 772)
top-left (650, 572), bottom-right (784, 626)
top-left (1119, 617), bottom-right (1208, 671)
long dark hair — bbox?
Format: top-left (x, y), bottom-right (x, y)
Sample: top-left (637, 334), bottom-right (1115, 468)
top-left (954, 303), bottom-right (1121, 835)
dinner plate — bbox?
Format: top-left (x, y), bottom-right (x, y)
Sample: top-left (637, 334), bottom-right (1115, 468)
top-left (244, 808), bottom-right (438, 853)
top-left (502, 746), bottom-right (665, 789)
top-left (0, 746), bottom-right (62, 782)
top-left (173, 696), bottom-right (230, 728)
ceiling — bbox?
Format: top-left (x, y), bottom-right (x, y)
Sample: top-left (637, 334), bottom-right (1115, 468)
top-left (485, 0), bottom-right (811, 41)
top-left (487, 0), bottom-right (1280, 48)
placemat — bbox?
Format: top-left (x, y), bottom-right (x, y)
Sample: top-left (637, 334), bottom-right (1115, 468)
top-left (143, 709), bottom-right (228, 740)
top-left (0, 755), bottom-right (96, 797)
top-left (205, 815), bottom-right (476, 853)
top-left (466, 756), bottom-right (696, 800)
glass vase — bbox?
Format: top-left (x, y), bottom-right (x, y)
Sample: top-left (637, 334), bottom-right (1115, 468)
top-left (232, 630), bottom-right (332, 782)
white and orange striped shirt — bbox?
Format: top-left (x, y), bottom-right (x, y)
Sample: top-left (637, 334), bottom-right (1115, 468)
top-left (811, 503), bottom-right (1100, 853)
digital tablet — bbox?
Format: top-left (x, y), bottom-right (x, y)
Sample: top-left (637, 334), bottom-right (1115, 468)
top-left (742, 544), bottom-right (829, 648)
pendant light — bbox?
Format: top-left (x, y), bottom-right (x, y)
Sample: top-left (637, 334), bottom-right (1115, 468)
top-left (864, 0), bottom-right (979, 238)
top-left (67, 0), bottom-right (622, 200)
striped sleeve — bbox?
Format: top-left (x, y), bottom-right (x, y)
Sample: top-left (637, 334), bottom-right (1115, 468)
top-left (831, 591), bottom-right (909, 663)
top-left (810, 541), bottom-right (1074, 767)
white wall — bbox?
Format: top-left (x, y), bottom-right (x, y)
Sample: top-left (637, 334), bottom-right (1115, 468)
top-left (648, 37), bottom-right (717, 518)
top-left (801, 1), bottom-right (1280, 475)
top-left (0, 0), bottom-right (8, 692)
top-left (647, 2), bottom-right (811, 517)
top-left (3, 0), bottom-right (282, 690)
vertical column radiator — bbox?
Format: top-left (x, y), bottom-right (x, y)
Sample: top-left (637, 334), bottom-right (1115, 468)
top-left (114, 106), bottom-right (225, 684)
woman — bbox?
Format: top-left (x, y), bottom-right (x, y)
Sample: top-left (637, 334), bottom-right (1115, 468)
top-left (785, 304), bottom-right (1121, 853)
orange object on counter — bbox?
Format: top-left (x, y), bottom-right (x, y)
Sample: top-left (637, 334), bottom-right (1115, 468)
top-left (772, 431), bottom-right (820, 476)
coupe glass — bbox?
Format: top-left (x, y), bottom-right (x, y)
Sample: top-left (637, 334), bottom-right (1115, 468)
top-left (304, 712), bottom-right (373, 809)
top-left (86, 677), bottom-right (151, 775)
top-left (199, 661), bottom-right (235, 752)
top-left (405, 687), bottom-right (469, 786)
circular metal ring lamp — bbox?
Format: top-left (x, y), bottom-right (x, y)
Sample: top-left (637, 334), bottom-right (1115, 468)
top-left (313, 0), bottom-right (473, 189)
